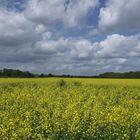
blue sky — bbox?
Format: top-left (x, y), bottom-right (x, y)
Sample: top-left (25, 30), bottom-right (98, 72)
top-left (0, 0), bottom-right (140, 75)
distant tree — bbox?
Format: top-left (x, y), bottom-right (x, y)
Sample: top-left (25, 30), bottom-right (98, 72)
top-left (40, 73), bottom-right (45, 77)
top-left (48, 73), bottom-right (53, 77)
top-left (99, 71), bottom-right (140, 78)
top-left (0, 68), bottom-right (34, 78)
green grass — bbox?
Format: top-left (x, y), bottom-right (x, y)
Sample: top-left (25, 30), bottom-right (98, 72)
top-left (0, 78), bottom-right (140, 140)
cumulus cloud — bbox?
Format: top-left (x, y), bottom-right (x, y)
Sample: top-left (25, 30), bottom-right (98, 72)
top-left (34, 37), bottom-right (97, 60)
top-left (0, 7), bottom-right (43, 63)
top-left (95, 34), bottom-right (139, 58)
top-left (89, 28), bottom-right (100, 36)
top-left (28, 33), bottom-right (140, 74)
top-left (99, 0), bottom-right (140, 32)
top-left (0, 0), bottom-right (140, 75)
top-left (0, 9), bottom-right (38, 47)
top-left (35, 24), bottom-right (46, 34)
top-left (0, 14), bottom-right (140, 74)
top-left (25, 0), bottom-right (99, 27)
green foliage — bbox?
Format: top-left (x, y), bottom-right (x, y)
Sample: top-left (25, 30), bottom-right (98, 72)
top-left (0, 68), bottom-right (34, 78)
top-left (99, 71), bottom-right (140, 78)
top-left (73, 81), bottom-right (82, 86)
top-left (57, 79), bottom-right (67, 87)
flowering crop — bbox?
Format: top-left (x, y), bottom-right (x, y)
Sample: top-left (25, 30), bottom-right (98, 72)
top-left (0, 78), bottom-right (140, 139)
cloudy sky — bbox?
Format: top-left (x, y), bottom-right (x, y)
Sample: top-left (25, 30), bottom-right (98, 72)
top-left (0, 0), bottom-right (140, 75)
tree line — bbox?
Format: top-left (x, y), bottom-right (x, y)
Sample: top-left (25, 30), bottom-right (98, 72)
top-left (0, 68), bottom-right (140, 78)
top-left (0, 69), bottom-right (34, 78)
top-left (99, 72), bottom-right (140, 78)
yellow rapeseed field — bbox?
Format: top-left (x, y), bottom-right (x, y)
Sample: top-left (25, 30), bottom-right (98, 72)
top-left (0, 78), bottom-right (140, 140)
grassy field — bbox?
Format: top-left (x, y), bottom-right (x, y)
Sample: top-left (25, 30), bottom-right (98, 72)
top-left (0, 78), bottom-right (140, 140)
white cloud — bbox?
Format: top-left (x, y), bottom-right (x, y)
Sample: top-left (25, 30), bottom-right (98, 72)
top-left (89, 28), bottom-right (100, 36)
top-left (95, 34), bottom-right (139, 58)
top-left (34, 38), bottom-right (69, 54)
top-left (0, 0), bottom-right (140, 75)
top-left (117, 58), bottom-right (127, 64)
top-left (63, 0), bottom-right (99, 27)
top-left (31, 32), bottom-right (140, 74)
top-left (25, 0), bottom-right (65, 25)
top-left (25, 0), bottom-right (99, 27)
top-left (35, 24), bottom-right (46, 34)
top-left (0, 9), bottom-right (38, 46)
top-left (99, 0), bottom-right (140, 31)
top-left (34, 37), bottom-right (97, 60)
top-left (69, 39), bottom-right (95, 60)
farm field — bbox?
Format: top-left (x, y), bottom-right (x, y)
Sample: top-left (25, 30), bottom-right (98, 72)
top-left (0, 78), bottom-right (140, 140)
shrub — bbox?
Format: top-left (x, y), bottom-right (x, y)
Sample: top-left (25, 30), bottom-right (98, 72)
top-left (73, 81), bottom-right (82, 86)
top-left (57, 79), bottom-right (66, 87)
